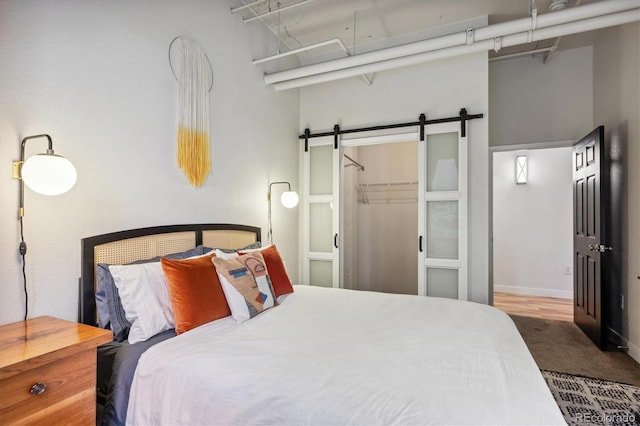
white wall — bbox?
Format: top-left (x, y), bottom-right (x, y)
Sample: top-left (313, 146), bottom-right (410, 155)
top-left (300, 17), bottom-right (489, 304)
top-left (593, 22), bottom-right (640, 362)
top-left (0, 0), bottom-right (300, 325)
top-left (490, 46), bottom-right (593, 146)
top-left (493, 148), bottom-right (573, 299)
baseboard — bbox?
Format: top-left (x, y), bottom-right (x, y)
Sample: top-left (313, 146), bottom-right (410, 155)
top-left (628, 340), bottom-right (640, 364)
top-left (494, 285), bottom-right (572, 300)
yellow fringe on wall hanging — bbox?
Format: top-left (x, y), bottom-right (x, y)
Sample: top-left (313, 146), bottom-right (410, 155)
top-left (175, 37), bottom-right (212, 186)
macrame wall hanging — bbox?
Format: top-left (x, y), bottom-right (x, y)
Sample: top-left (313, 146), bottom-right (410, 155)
top-left (169, 36), bottom-right (214, 186)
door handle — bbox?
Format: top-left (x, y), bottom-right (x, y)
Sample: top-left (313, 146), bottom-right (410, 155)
top-left (419, 236), bottom-right (423, 253)
top-left (589, 244), bottom-right (613, 252)
top-left (334, 234), bottom-right (339, 249)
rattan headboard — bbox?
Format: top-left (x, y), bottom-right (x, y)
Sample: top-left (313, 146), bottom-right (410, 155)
top-left (79, 223), bottom-right (261, 325)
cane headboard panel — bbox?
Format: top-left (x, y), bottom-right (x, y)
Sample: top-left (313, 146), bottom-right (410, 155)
top-left (79, 224), bottom-right (261, 325)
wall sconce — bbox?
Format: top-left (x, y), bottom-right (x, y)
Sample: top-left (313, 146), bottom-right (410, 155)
top-left (12, 134), bottom-right (77, 319)
top-left (267, 181), bottom-right (299, 244)
top-left (13, 134), bottom-right (77, 212)
top-left (515, 155), bottom-right (527, 185)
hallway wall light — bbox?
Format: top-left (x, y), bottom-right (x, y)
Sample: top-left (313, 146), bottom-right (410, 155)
top-left (516, 155), bottom-right (528, 184)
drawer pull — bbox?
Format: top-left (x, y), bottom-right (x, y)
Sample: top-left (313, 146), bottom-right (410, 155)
top-left (30, 382), bottom-right (46, 396)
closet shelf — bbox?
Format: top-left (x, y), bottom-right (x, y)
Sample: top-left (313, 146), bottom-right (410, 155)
top-left (365, 198), bottom-right (418, 204)
top-left (357, 181), bottom-right (418, 204)
top-left (358, 181), bottom-right (417, 190)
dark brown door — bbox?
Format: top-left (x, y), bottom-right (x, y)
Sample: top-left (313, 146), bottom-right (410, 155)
top-left (573, 126), bottom-right (607, 348)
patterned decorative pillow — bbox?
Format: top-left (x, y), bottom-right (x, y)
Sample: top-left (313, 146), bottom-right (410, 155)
top-left (212, 252), bottom-right (277, 323)
top-left (239, 245), bottom-right (294, 298)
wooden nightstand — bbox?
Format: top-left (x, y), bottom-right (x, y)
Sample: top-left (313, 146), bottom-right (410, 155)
top-left (0, 316), bottom-right (112, 425)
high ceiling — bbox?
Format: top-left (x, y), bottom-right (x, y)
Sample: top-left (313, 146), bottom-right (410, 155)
top-left (231, 0), bottom-right (599, 68)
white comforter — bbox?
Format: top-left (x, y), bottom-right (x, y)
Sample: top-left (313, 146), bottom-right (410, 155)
top-left (127, 286), bottom-right (564, 425)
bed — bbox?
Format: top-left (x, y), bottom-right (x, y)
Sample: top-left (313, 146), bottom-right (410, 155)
top-left (80, 223), bottom-right (565, 426)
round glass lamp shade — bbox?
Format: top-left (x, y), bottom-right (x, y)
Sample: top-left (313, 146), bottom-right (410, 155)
top-left (21, 154), bottom-right (77, 195)
top-left (280, 190), bottom-right (299, 208)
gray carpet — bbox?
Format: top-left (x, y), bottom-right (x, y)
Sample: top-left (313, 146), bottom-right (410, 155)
top-left (511, 315), bottom-right (640, 387)
top-left (542, 370), bottom-right (640, 426)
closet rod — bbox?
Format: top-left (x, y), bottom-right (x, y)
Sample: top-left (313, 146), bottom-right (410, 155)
top-left (358, 181), bottom-right (417, 187)
top-left (299, 110), bottom-right (483, 140)
top-left (344, 154), bottom-right (364, 171)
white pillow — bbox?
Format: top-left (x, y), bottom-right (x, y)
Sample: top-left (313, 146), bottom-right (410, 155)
top-left (213, 245), bottom-right (272, 259)
top-left (109, 262), bottom-right (174, 344)
top-left (238, 244), bottom-right (272, 253)
top-left (213, 249), bottom-right (239, 259)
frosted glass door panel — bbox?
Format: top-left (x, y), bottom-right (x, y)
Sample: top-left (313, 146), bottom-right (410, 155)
top-left (310, 145), bottom-right (333, 195)
top-left (419, 122), bottom-right (467, 299)
top-left (302, 139), bottom-right (339, 289)
top-left (427, 132), bottom-right (458, 191)
top-left (310, 261), bottom-right (333, 287)
top-left (426, 201), bottom-right (458, 259)
top-left (310, 203), bottom-right (333, 252)
top-left (426, 268), bottom-right (458, 299)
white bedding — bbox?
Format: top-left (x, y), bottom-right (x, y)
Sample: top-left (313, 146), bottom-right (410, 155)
top-left (127, 286), bottom-right (564, 425)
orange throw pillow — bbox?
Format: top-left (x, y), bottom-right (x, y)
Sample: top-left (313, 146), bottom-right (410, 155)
top-left (161, 254), bottom-right (231, 334)
top-left (240, 245), bottom-right (294, 297)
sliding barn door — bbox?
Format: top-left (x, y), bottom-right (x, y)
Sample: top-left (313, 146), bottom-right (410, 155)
top-left (301, 138), bottom-right (340, 288)
top-left (418, 122), bottom-right (468, 300)
top-left (300, 120), bottom-right (469, 298)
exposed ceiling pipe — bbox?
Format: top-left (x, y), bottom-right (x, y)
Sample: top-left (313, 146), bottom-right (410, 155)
top-left (543, 33), bottom-right (562, 64)
top-left (243, 0), bottom-right (316, 24)
top-left (489, 47), bottom-right (554, 62)
top-left (549, 0), bottom-right (570, 11)
top-left (271, 8), bottom-right (640, 91)
top-left (264, 0), bottom-right (640, 86)
top-left (253, 39), bottom-right (346, 64)
top-left (230, 0), bottom-right (268, 14)
top-left (238, 0), bottom-right (301, 61)
top-left (544, 0), bottom-right (583, 64)
top-left (252, 38), bottom-right (373, 86)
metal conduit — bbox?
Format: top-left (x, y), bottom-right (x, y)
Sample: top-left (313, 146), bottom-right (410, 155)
top-left (264, 0), bottom-right (640, 88)
top-left (270, 6), bottom-right (640, 91)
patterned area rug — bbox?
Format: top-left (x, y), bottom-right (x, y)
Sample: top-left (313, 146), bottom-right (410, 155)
top-left (542, 370), bottom-right (640, 425)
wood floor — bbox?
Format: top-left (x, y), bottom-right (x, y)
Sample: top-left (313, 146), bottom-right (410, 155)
top-left (493, 292), bottom-right (573, 322)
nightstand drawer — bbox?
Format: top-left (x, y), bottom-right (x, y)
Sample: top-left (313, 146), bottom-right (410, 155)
top-left (0, 350), bottom-right (96, 425)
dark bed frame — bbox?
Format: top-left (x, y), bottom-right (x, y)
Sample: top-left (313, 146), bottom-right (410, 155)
top-left (79, 223), bottom-right (261, 326)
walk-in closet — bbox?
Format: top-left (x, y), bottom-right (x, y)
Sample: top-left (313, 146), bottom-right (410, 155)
top-left (342, 142), bottom-right (418, 295)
